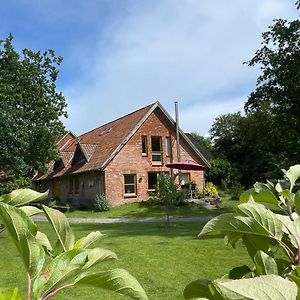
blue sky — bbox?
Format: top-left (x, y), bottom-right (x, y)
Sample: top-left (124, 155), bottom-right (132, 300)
top-left (1, 0), bottom-right (298, 135)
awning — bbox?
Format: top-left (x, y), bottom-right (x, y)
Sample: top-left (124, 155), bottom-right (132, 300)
top-left (165, 161), bottom-right (206, 170)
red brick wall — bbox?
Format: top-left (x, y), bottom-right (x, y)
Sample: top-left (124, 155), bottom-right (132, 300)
top-left (105, 108), bottom-right (206, 206)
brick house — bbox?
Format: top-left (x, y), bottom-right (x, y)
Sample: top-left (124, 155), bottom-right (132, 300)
top-left (33, 102), bottom-right (210, 207)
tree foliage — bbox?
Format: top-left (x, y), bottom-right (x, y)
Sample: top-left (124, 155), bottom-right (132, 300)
top-left (0, 34), bottom-right (67, 176)
top-left (184, 164), bottom-right (300, 299)
top-left (210, 112), bottom-right (272, 187)
top-left (205, 158), bottom-right (232, 187)
top-left (245, 3), bottom-right (300, 169)
top-left (156, 173), bottom-right (178, 223)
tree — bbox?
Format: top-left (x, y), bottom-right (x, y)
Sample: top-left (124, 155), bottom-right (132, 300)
top-left (210, 111), bottom-right (274, 186)
top-left (0, 34), bottom-right (67, 177)
top-left (245, 2), bottom-right (300, 168)
top-left (156, 173), bottom-right (178, 223)
top-left (205, 158), bottom-right (232, 187)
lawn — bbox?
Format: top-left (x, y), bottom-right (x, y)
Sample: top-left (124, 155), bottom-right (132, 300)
top-left (0, 220), bottom-right (250, 299)
top-left (65, 197), bottom-right (239, 219)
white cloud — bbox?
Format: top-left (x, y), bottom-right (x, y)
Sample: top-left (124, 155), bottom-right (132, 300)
top-left (62, 0), bottom-right (297, 135)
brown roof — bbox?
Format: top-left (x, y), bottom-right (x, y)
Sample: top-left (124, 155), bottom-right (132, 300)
top-left (34, 102), bottom-right (155, 180)
top-left (34, 101), bottom-right (210, 181)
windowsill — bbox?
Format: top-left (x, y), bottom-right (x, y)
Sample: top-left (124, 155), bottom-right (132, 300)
top-left (142, 153), bottom-right (148, 157)
top-left (124, 193), bottom-right (137, 198)
top-left (151, 162), bottom-right (163, 166)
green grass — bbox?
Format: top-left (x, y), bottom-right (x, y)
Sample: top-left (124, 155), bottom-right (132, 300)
top-left (0, 220), bottom-right (250, 299)
top-left (65, 198), bottom-right (239, 219)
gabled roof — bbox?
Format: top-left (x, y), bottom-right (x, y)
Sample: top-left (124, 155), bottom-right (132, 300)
top-left (34, 101), bottom-right (210, 180)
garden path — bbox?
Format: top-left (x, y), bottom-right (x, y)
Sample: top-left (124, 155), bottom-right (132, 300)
top-left (32, 215), bottom-right (213, 224)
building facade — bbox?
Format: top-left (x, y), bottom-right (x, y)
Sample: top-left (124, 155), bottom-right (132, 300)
top-left (33, 102), bottom-right (210, 207)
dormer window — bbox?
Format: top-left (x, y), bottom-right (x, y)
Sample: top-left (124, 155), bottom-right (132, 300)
top-left (72, 143), bottom-right (87, 165)
top-left (53, 159), bottom-right (64, 170)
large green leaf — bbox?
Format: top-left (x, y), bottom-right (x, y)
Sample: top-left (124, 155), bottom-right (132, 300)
top-left (0, 288), bottom-right (23, 300)
top-left (36, 231), bottom-right (53, 253)
top-left (294, 190), bottom-right (300, 215)
top-left (0, 189), bottom-right (48, 206)
top-left (199, 208), bottom-right (282, 241)
top-left (282, 165), bottom-right (300, 188)
top-left (214, 275), bottom-right (297, 299)
top-left (0, 203), bottom-right (44, 277)
top-left (32, 249), bottom-right (87, 299)
top-left (83, 248), bottom-right (117, 270)
top-left (254, 251), bottom-right (278, 275)
top-left (228, 265), bottom-right (252, 280)
top-left (237, 202), bottom-right (283, 240)
top-left (75, 268), bottom-right (148, 300)
top-left (288, 266), bottom-right (300, 298)
top-left (239, 187), bottom-right (278, 205)
top-left (42, 205), bottom-right (75, 253)
top-left (277, 214), bottom-right (300, 249)
top-left (183, 279), bottom-right (214, 300)
top-left (19, 206), bottom-right (42, 217)
top-left (242, 234), bottom-right (271, 261)
top-left (74, 231), bottom-right (103, 249)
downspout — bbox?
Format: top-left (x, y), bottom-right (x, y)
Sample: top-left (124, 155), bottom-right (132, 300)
top-left (175, 101), bottom-right (180, 162)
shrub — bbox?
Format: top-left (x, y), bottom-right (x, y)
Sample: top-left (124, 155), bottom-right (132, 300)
top-left (196, 182), bottom-right (218, 198)
top-left (204, 182), bottom-right (218, 197)
top-left (94, 194), bottom-right (110, 212)
top-left (229, 182), bottom-right (244, 200)
top-left (174, 189), bottom-right (187, 206)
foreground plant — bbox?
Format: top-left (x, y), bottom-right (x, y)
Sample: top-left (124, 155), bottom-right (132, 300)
top-left (0, 189), bottom-right (147, 300)
top-left (184, 165), bottom-right (300, 299)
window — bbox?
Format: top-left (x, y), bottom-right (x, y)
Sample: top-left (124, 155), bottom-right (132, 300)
top-left (180, 173), bottom-right (190, 185)
top-left (165, 136), bottom-right (172, 157)
top-left (148, 172), bottom-right (159, 190)
top-left (72, 145), bottom-right (87, 165)
top-left (124, 174), bottom-right (137, 196)
top-left (75, 177), bottom-right (79, 194)
top-left (151, 136), bottom-right (162, 165)
top-left (141, 136), bottom-right (148, 156)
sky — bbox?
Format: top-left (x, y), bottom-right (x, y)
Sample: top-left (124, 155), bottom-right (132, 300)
top-left (1, 0), bottom-right (298, 136)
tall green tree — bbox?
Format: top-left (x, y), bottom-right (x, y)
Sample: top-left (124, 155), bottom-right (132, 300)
top-left (245, 1), bottom-right (300, 168)
top-left (210, 111), bottom-right (273, 186)
top-left (0, 34), bottom-right (67, 176)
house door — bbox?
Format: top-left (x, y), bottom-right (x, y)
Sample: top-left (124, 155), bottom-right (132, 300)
top-left (53, 180), bottom-right (61, 199)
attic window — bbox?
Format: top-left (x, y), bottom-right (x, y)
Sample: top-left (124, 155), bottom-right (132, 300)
top-left (72, 145), bottom-right (87, 165)
top-left (53, 159), bottom-right (64, 170)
